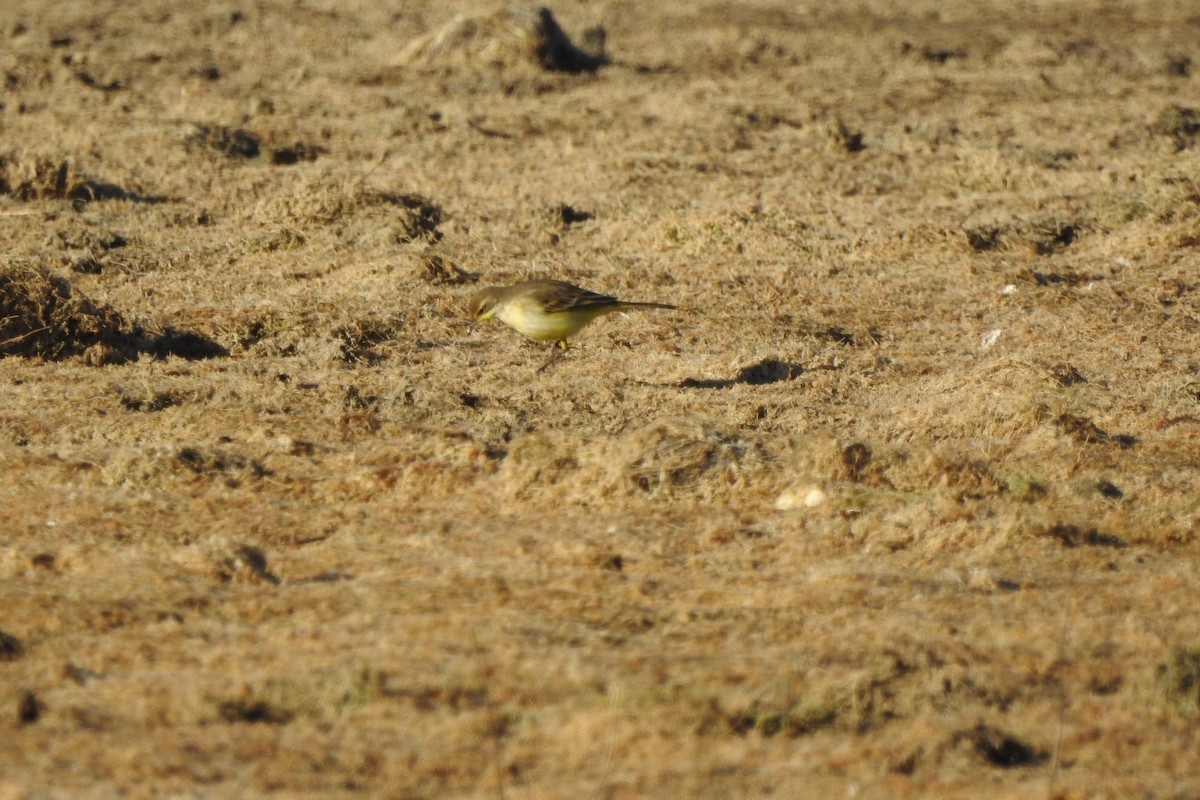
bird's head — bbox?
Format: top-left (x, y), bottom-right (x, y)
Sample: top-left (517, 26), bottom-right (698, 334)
top-left (468, 288), bottom-right (502, 321)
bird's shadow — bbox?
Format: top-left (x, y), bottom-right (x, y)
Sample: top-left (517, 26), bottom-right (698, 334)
top-left (676, 358), bottom-right (803, 389)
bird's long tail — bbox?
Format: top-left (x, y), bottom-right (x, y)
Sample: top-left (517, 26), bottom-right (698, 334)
top-left (615, 301), bottom-right (676, 311)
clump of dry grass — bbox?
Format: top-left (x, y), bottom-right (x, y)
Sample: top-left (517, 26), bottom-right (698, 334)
top-left (700, 697), bottom-right (838, 738)
top-left (0, 154), bottom-right (92, 200)
top-left (245, 174), bottom-right (442, 244)
top-left (183, 124), bottom-right (262, 159)
top-left (0, 629), bottom-right (23, 661)
top-left (99, 443), bottom-right (272, 492)
top-left (399, 5), bottom-right (607, 73)
top-left (0, 267), bottom-right (227, 363)
top-left (497, 417), bottom-right (765, 504)
top-left (182, 124), bottom-right (329, 165)
top-left (417, 254), bottom-right (478, 286)
top-left (210, 543), bottom-right (282, 586)
top-left (215, 690), bottom-right (293, 724)
top-left (1157, 646), bottom-right (1200, 716)
top-left (595, 417), bottom-right (757, 501)
top-left (1151, 105), bottom-right (1200, 151)
top-left (334, 315), bottom-right (406, 363)
top-left (387, 193), bottom-right (444, 242)
top-left (0, 267), bottom-right (139, 362)
top-left (0, 153), bottom-right (158, 204)
top-left (901, 724), bottom-right (1047, 774)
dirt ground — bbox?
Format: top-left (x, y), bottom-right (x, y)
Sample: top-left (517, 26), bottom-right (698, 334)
top-left (2, 0), bottom-right (1200, 797)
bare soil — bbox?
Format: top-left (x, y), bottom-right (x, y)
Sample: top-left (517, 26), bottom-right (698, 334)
top-left (3, 1), bottom-right (1200, 798)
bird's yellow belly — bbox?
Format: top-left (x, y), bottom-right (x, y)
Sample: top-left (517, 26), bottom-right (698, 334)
top-left (498, 300), bottom-right (607, 341)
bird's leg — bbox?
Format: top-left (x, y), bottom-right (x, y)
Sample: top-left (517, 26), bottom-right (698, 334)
top-left (536, 341), bottom-right (568, 373)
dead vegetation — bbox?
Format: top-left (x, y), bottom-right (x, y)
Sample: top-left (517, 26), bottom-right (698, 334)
top-left (0, 268), bottom-right (225, 363)
top-left (398, 4), bottom-right (608, 73)
top-left (1158, 646), bottom-right (1200, 716)
top-left (0, 153), bottom-right (162, 204)
top-left (182, 124), bottom-right (329, 165)
top-left (2, 0), bottom-right (1200, 798)
top-left (0, 268), bottom-right (133, 360)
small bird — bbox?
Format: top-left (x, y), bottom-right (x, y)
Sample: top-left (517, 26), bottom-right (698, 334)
top-left (468, 279), bottom-right (676, 354)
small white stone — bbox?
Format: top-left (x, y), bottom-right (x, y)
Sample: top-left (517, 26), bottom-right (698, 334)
top-left (775, 484), bottom-right (827, 511)
top-left (979, 328), bottom-right (1001, 349)
top-left (1000, 283), bottom-right (1017, 295)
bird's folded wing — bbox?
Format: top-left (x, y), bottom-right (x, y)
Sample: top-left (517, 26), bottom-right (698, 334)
top-left (537, 286), bottom-right (620, 313)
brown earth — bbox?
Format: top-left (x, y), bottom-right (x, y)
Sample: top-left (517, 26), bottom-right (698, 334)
top-left (2, 1), bottom-right (1200, 797)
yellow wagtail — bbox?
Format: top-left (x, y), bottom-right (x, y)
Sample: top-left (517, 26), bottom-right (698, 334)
top-left (468, 279), bottom-right (676, 352)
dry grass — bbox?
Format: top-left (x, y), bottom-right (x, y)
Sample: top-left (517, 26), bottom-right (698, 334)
top-left (2, 0), bottom-right (1200, 797)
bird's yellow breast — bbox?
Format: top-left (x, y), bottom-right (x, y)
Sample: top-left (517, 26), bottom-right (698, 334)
top-left (497, 296), bottom-right (613, 341)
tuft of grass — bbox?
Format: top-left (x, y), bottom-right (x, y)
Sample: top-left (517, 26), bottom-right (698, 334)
top-left (0, 629), bottom-right (23, 661)
top-left (1151, 105), bottom-right (1200, 150)
top-left (720, 701), bottom-right (838, 738)
top-left (183, 124), bottom-right (262, 159)
top-left (335, 315), bottom-right (405, 363)
top-left (602, 418), bottom-right (757, 501)
top-left (0, 267), bottom-right (227, 363)
top-left (398, 6), bottom-right (608, 74)
top-left (0, 268), bottom-right (138, 361)
top-left (216, 694), bottom-right (294, 725)
top-left (334, 667), bottom-right (388, 713)
top-left (1157, 646), bottom-right (1200, 716)
top-left (964, 724), bottom-right (1046, 768)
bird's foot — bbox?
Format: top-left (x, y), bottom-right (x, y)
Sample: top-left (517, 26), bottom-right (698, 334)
top-left (536, 344), bottom-right (568, 373)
